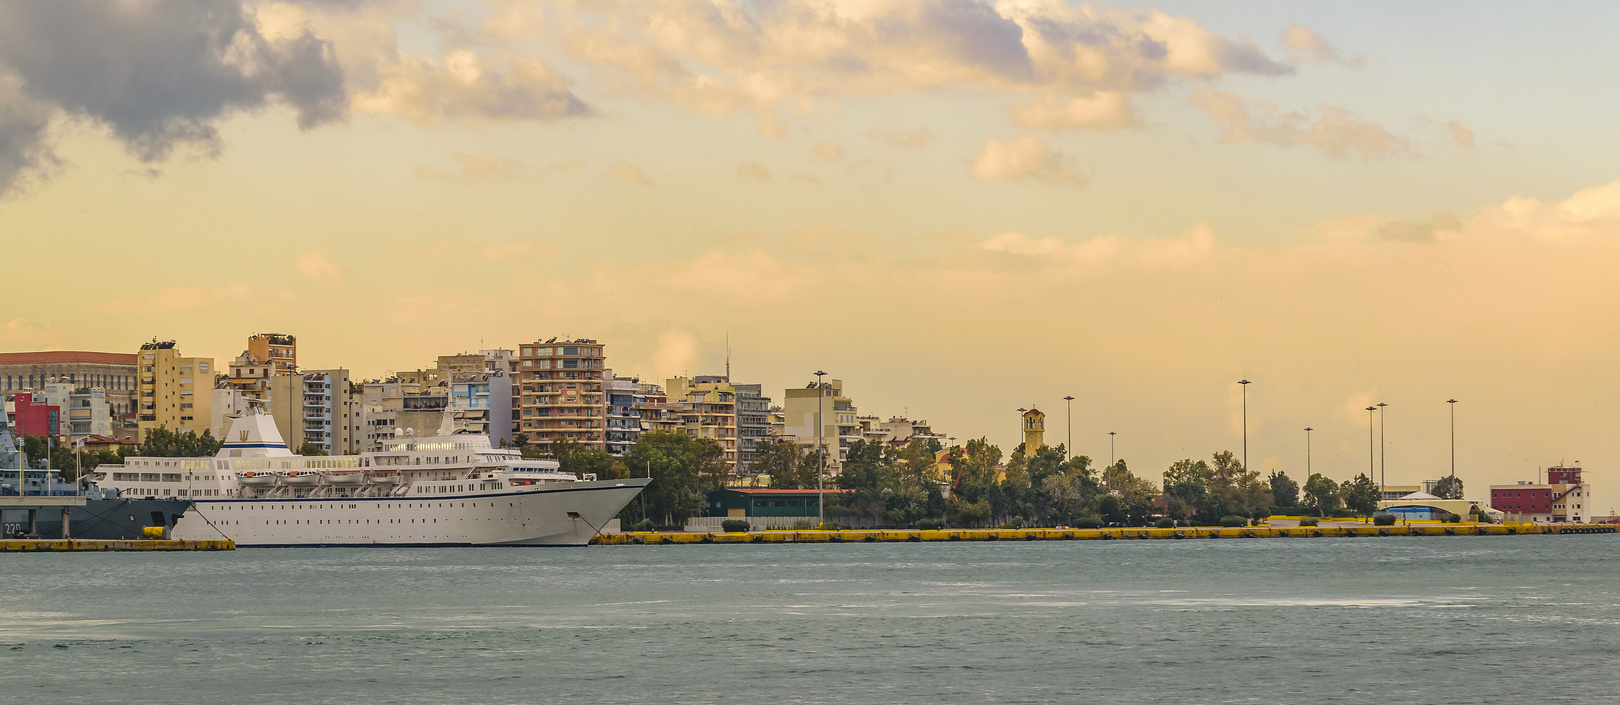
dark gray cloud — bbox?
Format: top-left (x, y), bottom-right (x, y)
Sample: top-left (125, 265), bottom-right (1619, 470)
top-left (0, 0), bottom-right (346, 196)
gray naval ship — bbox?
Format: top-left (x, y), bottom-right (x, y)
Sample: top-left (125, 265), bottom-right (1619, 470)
top-left (0, 417), bottom-right (191, 540)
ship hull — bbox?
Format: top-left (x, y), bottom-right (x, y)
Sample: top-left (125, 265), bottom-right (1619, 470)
top-left (1, 498), bottom-right (193, 540)
top-left (172, 478), bottom-right (649, 546)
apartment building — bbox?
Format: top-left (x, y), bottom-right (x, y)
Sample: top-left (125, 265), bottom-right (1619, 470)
top-left (448, 372), bottom-right (512, 447)
top-left (782, 379), bottom-right (860, 469)
top-left (226, 351), bottom-right (277, 401)
top-left (301, 369), bottom-right (361, 455)
top-left (246, 333), bottom-right (297, 375)
top-left (135, 341), bottom-right (214, 441)
top-left (638, 381), bottom-right (679, 435)
top-left (478, 349), bottom-right (521, 439)
top-left (734, 383), bottom-right (773, 473)
top-left (36, 383), bottom-right (112, 440)
top-left (666, 375), bottom-right (738, 471)
top-left (517, 339), bottom-right (607, 453)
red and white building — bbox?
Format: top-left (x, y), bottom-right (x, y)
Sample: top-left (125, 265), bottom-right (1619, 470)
top-left (1490, 466), bottom-right (1589, 523)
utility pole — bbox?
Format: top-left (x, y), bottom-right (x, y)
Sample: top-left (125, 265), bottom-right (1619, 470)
top-left (814, 370), bottom-right (827, 527)
top-left (1062, 396), bottom-right (1075, 461)
top-left (1304, 427), bottom-right (1313, 474)
top-left (1238, 379), bottom-right (1251, 470)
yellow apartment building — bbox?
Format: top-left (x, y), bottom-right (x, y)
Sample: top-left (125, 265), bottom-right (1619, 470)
top-left (135, 341), bottom-right (214, 441)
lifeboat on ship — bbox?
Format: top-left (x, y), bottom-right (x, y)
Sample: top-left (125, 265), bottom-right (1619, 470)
top-left (323, 469), bottom-right (365, 485)
top-left (282, 469), bottom-right (321, 485)
top-left (237, 470), bottom-right (279, 486)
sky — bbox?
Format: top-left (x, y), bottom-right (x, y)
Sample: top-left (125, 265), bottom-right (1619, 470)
top-left (3, 1), bottom-right (1620, 510)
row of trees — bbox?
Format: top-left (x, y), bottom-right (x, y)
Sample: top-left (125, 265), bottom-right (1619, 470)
top-left (1268, 468), bottom-right (1384, 518)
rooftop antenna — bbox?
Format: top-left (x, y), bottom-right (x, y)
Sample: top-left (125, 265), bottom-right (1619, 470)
top-left (725, 330), bottom-right (731, 381)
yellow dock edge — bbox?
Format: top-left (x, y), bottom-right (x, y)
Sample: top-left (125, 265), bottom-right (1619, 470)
top-left (595, 524), bottom-right (1616, 545)
top-left (0, 539), bottom-right (236, 552)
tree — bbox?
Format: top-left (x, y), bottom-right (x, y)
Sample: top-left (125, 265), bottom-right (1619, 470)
top-left (1341, 473), bottom-right (1381, 519)
top-left (1432, 475), bottom-right (1464, 500)
top-left (1302, 473), bottom-right (1341, 517)
top-left (757, 439), bottom-right (814, 489)
top-left (618, 432), bottom-right (721, 527)
top-left (551, 437), bottom-right (625, 480)
top-left (1268, 470), bottom-right (1300, 507)
top-left (137, 427), bottom-right (223, 458)
top-left (1162, 458), bottom-right (1209, 519)
top-left (297, 442), bottom-right (329, 456)
top-left (1205, 450), bottom-right (1271, 519)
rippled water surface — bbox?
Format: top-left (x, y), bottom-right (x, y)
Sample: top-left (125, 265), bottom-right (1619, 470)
top-left (3, 537), bottom-right (1618, 704)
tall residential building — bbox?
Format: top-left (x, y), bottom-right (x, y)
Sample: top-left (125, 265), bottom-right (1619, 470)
top-left (246, 333), bottom-right (297, 375)
top-left (226, 351), bottom-right (277, 401)
top-left (40, 383), bottom-right (112, 440)
top-left (782, 379), bottom-right (860, 469)
top-left (135, 341), bottom-right (214, 441)
top-left (517, 339), bottom-right (607, 453)
top-left (0, 351), bottom-right (138, 415)
top-left (266, 369), bottom-right (360, 454)
top-left (303, 369), bottom-right (360, 455)
top-left (478, 349), bottom-right (521, 439)
top-left (735, 383), bottom-right (773, 472)
top-left (448, 371), bottom-right (512, 447)
top-left (605, 373), bottom-right (642, 455)
top-left (667, 375), bottom-right (738, 470)
top-left (638, 381), bottom-right (679, 435)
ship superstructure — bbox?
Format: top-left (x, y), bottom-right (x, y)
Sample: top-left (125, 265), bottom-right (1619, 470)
top-left (87, 412), bottom-right (648, 546)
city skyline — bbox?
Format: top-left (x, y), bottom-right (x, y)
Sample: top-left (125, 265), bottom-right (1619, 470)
top-left (2, 2), bottom-right (1617, 509)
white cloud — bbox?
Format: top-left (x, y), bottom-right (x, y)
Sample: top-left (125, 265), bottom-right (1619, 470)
top-left (1011, 92), bottom-right (1137, 130)
top-left (812, 141), bottom-right (845, 161)
top-left (970, 136), bottom-right (1086, 185)
top-left (608, 162), bottom-right (651, 185)
top-left (1281, 25), bottom-right (1365, 68)
top-left (736, 161), bottom-right (772, 183)
top-left (353, 50), bottom-right (589, 127)
top-left (1188, 88), bottom-right (1411, 159)
top-left (980, 223), bottom-right (1218, 271)
top-left (295, 249), bottom-right (345, 285)
top-left (868, 126), bottom-right (937, 150)
top-left (1449, 120), bottom-right (1476, 148)
top-left (413, 152), bottom-right (525, 183)
top-left (545, 0), bottom-right (1291, 133)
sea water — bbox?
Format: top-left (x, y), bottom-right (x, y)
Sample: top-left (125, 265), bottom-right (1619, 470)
top-left (2, 537), bottom-right (1617, 704)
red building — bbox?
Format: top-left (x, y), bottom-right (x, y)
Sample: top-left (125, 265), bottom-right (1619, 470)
top-left (1490, 466), bottom-right (1587, 523)
top-left (1491, 485), bottom-right (1553, 515)
top-left (8, 392), bottom-right (61, 437)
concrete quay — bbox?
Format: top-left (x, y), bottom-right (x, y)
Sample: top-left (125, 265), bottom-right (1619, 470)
top-left (596, 523), bottom-right (1616, 545)
top-left (0, 539), bottom-right (235, 552)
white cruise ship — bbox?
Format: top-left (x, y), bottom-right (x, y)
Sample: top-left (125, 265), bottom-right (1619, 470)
top-left (87, 413), bottom-right (648, 546)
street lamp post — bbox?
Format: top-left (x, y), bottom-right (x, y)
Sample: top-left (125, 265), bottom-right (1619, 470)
top-left (1063, 396), bottom-right (1075, 461)
top-left (1365, 406), bottom-right (1376, 479)
top-left (1304, 427), bottom-right (1313, 475)
top-left (1377, 402), bottom-right (1387, 495)
top-left (815, 370), bottom-right (827, 526)
top-left (1238, 380), bottom-right (1251, 470)
top-left (1108, 431), bottom-right (1116, 467)
top-left (1447, 399), bottom-right (1458, 479)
